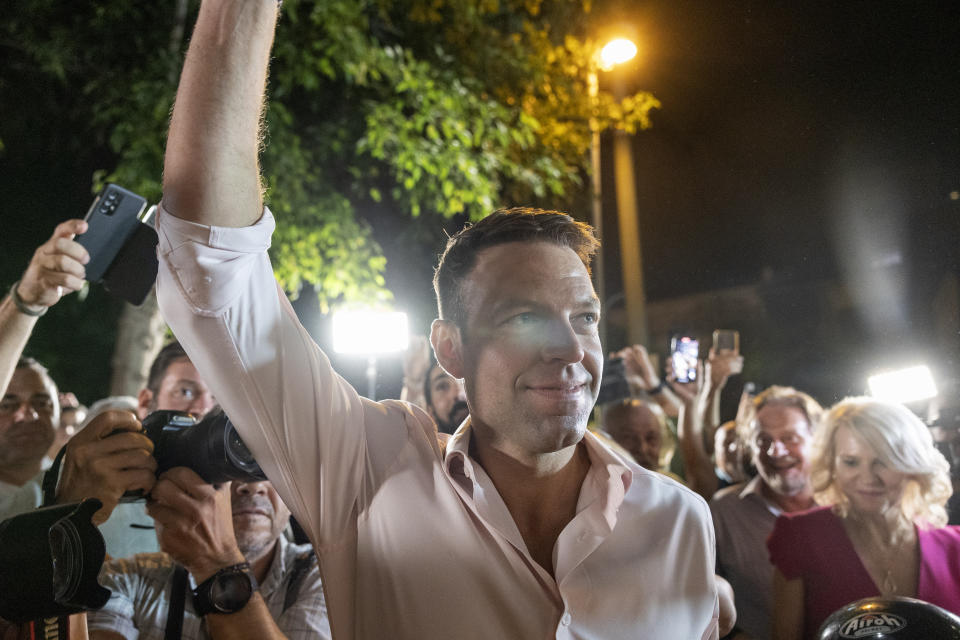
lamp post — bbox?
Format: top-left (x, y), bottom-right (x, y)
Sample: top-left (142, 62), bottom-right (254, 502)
top-left (613, 114), bottom-right (648, 348)
top-left (588, 65), bottom-right (605, 341)
top-left (588, 37), bottom-right (641, 346)
top-left (332, 310), bottom-right (409, 400)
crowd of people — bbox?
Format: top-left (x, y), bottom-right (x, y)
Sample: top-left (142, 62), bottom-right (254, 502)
top-left (3, 2), bottom-right (960, 639)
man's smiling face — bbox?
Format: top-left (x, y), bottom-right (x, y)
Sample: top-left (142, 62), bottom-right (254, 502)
top-left (0, 365), bottom-right (58, 470)
top-left (752, 404), bottom-right (813, 497)
top-left (455, 241), bottom-right (602, 458)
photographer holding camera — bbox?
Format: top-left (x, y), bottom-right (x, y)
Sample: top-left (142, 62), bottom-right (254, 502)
top-left (2, 219), bottom-right (329, 635)
top-left (87, 468), bottom-right (330, 640)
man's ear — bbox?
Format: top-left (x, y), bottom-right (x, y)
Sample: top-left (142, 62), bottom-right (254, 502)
top-left (430, 319), bottom-right (464, 380)
top-left (136, 388), bottom-right (153, 421)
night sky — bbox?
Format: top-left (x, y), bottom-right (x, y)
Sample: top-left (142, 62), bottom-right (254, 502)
top-left (626, 0), bottom-right (958, 299)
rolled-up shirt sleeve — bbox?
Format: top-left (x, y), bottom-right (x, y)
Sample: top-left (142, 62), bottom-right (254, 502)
top-left (155, 204), bottom-right (415, 549)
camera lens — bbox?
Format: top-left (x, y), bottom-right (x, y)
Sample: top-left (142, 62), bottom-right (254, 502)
top-left (226, 427), bottom-right (255, 466)
top-left (49, 516), bottom-right (84, 603)
top-left (224, 422), bottom-right (265, 479)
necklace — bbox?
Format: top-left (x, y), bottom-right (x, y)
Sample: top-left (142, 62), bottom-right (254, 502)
top-left (879, 536), bottom-right (907, 595)
top-left (844, 512), bottom-right (913, 596)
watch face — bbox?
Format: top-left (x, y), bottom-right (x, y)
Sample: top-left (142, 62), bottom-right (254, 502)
top-left (209, 571), bottom-right (254, 612)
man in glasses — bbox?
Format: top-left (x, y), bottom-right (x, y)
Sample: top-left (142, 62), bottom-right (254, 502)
top-left (711, 385), bottom-right (823, 640)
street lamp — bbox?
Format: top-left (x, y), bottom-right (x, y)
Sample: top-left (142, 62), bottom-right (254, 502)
top-left (332, 310), bottom-right (409, 400)
top-left (588, 35), bottom-right (638, 345)
top-left (600, 38), bottom-right (638, 71)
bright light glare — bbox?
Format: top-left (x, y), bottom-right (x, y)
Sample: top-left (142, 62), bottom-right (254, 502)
top-left (599, 38), bottom-right (638, 71)
top-left (332, 310), bottom-right (409, 355)
top-left (867, 365), bottom-right (938, 404)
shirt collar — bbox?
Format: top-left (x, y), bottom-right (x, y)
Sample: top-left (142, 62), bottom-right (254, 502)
top-left (443, 418), bottom-right (481, 496)
top-left (739, 475), bottom-right (784, 516)
top-left (262, 533), bottom-right (292, 594)
top-left (579, 431), bottom-right (634, 530)
top-left (443, 419), bottom-right (634, 525)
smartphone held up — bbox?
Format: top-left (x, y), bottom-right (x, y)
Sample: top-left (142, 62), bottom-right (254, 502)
top-left (670, 335), bottom-right (699, 384)
top-left (76, 183), bottom-right (159, 305)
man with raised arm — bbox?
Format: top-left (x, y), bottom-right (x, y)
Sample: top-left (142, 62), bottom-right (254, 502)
top-left (155, 2), bottom-right (718, 638)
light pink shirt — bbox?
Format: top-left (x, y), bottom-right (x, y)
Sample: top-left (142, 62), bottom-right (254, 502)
top-left (156, 206), bottom-right (719, 640)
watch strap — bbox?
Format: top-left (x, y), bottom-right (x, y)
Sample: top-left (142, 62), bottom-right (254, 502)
top-left (191, 562), bottom-right (258, 616)
top-left (646, 379), bottom-right (665, 395)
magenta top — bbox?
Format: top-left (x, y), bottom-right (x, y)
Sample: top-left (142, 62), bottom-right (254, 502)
top-left (767, 505), bottom-right (960, 638)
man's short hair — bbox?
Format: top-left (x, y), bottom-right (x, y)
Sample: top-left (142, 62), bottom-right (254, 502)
top-left (16, 356), bottom-right (48, 374)
top-left (15, 356), bottom-right (55, 389)
top-left (432, 207), bottom-right (599, 329)
top-left (146, 342), bottom-right (188, 395)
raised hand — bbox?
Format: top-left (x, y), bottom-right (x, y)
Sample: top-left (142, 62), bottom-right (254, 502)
top-left (705, 347), bottom-right (743, 393)
top-left (16, 219), bottom-right (89, 310)
top-left (616, 344), bottom-right (661, 392)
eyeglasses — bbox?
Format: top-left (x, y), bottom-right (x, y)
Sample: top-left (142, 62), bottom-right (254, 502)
top-left (0, 396), bottom-right (55, 415)
top-left (754, 433), bottom-right (806, 452)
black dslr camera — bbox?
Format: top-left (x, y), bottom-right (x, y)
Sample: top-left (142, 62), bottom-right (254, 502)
top-left (122, 408), bottom-right (266, 499)
top-left (0, 499), bottom-right (110, 623)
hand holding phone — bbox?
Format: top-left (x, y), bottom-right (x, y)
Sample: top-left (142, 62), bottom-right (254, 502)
top-left (712, 329), bottom-right (740, 354)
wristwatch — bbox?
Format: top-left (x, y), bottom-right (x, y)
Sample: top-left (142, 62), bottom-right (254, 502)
top-left (192, 562), bottom-right (259, 615)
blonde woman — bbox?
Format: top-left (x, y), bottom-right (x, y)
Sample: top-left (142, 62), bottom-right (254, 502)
top-left (766, 397), bottom-right (960, 639)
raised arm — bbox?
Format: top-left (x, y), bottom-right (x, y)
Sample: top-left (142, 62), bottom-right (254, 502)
top-left (700, 348), bottom-right (743, 456)
top-left (670, 364), bottom-right (719, 499)
top-left (617, 344), bottom-right (682, 418)
top-left (155, 0), bottom-right (427, 554)
top-left (0, 220), bottom-right (88, 395)
top-left (399, 336), bottom-right (431, 410)
top-left (162, 0), bottom-right (278, 227)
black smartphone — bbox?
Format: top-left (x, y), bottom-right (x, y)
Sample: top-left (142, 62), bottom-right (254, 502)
top-left (670, 335), bottom-right (699, 384)
top-left (77, 184), bottom-right (148, 283)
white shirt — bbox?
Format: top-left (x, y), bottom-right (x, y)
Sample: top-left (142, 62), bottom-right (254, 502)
top-left (156, 205), bottom-right (719, 640)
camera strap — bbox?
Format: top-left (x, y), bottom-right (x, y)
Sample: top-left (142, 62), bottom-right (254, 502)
top-left (283, 551), bottom-right (318, 613)
top-left (164, 566), bottom-right (188, 640)
top-left (41, 445), bottom-right (68, 507)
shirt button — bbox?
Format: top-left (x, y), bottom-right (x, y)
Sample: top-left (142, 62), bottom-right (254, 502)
top-left (561, 613), bottom-right (572, 626)
top-left (576, 533), bottom-right (586, 543)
